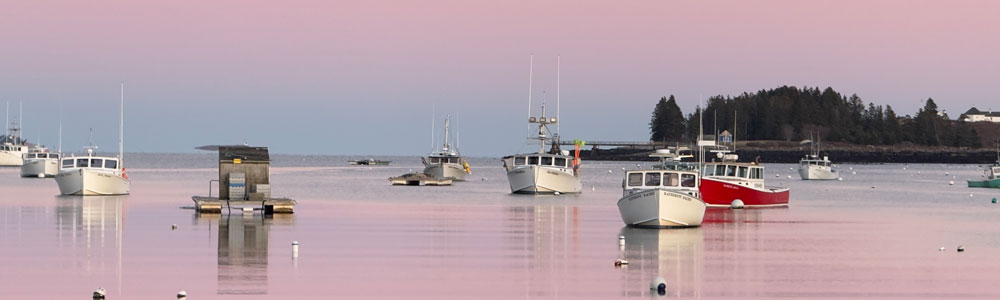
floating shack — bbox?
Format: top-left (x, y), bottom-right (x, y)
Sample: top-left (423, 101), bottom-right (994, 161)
top-left (192, 146), bottom-right (295, 213)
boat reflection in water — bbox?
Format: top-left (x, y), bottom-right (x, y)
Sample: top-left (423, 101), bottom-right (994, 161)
top-left (55, 196), bottom-right (126, 294)
top-left (504, 203), bottom-right (580, 298)
top-left (195, 213), bottom-right (293, 296)
top-left (618, 227), bottom-right (703, 298)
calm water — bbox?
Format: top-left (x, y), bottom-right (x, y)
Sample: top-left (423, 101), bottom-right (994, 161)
top-left (2, 154), bottom-right (1000, 298)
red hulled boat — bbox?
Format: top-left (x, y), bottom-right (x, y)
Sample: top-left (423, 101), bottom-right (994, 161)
top-left (698, 152), bottom-right (789, 208)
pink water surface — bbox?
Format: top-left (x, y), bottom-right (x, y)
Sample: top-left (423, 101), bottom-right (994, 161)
top-left (1, 156), bottom-right (999, 298)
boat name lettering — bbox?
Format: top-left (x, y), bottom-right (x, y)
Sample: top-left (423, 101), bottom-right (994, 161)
top-left (723, 184), bottom-right (739, 190)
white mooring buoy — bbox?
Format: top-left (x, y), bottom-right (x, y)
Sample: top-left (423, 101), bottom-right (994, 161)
top-left (958, 245), bottom-right (965, 252)
top-left (730, 199), bottom-right (745, 209)
top-left (171, 224), bottom-right (177, 230)
top-left (554, 191), bottom-right (561, 195)
top-left (93, 288), bottom-right (107, 299)
top-left (787, 175), bottom-right (792, 179)
top-left (177, 290), bottom-right (187, 299)
top-left (837, 177), bottom-right (843, 181)
top-left (852, 171), bottom-right (857, 175)
top-left (949, 181), bottom-right (954, 185)
top-left (592, 186), bottom-right (596, 191)
top-left (292, 241), bottom-right (299, 258)
top-left (939, 247), bottom-right (946, 251)
top-left (650, 276), bottom-right (667, 295)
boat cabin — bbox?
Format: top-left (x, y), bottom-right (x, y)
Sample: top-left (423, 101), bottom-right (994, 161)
top-left (800, 159), bottom-right (832, 167)
top-left (503, 153), bottom-right (573, 171)
top-left (1, 144), bottom-right (25, 152)
top-left (703, 163), bottom-right (765, 181)
top-left (427, 156), bottom-right (462, 164)
top-left (625, 170), bottom-right (698, 189)
top-left (24, 152), bottom-right (59, 160)
top-left (61, 157), bottom-right (119, 169)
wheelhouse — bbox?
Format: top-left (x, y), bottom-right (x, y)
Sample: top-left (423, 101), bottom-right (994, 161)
top-left (1, 145), bottom-right (24, 152)
top-left (800, 160), bottom-right (832, 167)
top-left (428, 156), bottom-right (463, 164)
top-left (503, 153), bottom-right (572, 170)
top-left (24, 153), bottom-right (59, 159)
top-left (624, 170), bottom-right (698, 189)
top-left (61, 157), bottom-right (119, 169)
top-left (703, 163), bottom-right (764, 181)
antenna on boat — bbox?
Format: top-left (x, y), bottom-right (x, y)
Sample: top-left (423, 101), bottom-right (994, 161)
top-left (119, 82), bottom-right (124, 166)
top-left (556, 55), bottom-right (560, 136)
top-left (443, 114), bottom-right (451, 151)
top-left (733, 109), bottom-right (737, 152)
top-left (527, 55), bottom-right (534, 119)
top-left (698, 99), bottom-right (704, 188)
top-left (58, 104), bottom-right (62, 154)
top-left (4, 101), bottom-right (7, 143)
top-left (430, 104), bottom-right (435, 152)
top-left (18, 101), bottom-right (22, 144)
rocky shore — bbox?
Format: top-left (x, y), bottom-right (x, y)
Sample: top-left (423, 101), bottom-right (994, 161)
top-left (580, 140), bottom-right (999, 164)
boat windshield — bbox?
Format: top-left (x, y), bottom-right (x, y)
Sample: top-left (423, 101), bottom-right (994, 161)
top-left (62, 159), bottom-right (73, 168)
top-left (626, 171), bottom-right (695, 188)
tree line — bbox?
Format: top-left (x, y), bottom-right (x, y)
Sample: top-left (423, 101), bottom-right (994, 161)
top-left (650, 86), bottom-right (982, 147)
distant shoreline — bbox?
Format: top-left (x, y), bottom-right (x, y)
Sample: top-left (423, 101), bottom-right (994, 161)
top-left (579, 140), bottom-right (1000, 164)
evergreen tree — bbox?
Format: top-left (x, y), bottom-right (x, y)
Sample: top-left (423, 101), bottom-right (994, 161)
top-left (649, 95), bottom-right (686, 142)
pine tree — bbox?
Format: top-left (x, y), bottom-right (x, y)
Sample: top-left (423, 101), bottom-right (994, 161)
top-left (649, 95), bottom-right (686, 142)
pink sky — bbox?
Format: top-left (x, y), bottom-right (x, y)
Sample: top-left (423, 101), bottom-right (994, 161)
top-left (1, 0), bottom-right (998, 154)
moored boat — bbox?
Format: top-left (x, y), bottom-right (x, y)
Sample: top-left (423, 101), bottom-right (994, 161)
top-left (968, 146), bottom-right (1000, 188)
top-left (617, 149), bottom-right (706, 228)
top-left (55, 83), bottom-right (130, 196)
top-left (700, 151), bottom-right (790, 208)
top-left (20, 151), bottom-right (59, 178)
top-left (422, 116), bottom-right (470, 180)
top-left (798, 134), bottom-right (837, 180)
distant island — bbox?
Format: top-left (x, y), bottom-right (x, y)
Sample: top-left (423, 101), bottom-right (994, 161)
top-left (592, 86), bottom-right (1000, 163)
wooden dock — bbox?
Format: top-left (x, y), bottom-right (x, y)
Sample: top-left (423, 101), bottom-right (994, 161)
top-left (389, 173), bottom-right (453, 186)
top-left (192, 196), bottom-right (296, 213)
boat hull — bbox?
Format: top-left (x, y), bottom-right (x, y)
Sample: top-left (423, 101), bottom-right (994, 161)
top-left (506, 165), bottom-right (582, 194)
top-left (798, 165), bottom-right (838, 180)
top-left (423, 163), bottom-right (467, 181)
top-left (55, 168), bottom-right (131, 196)
top-left (967, 179), bottom-right (1000, 188)
top-left (699, 177), bottom-right (789, 207)
top-left (20, 158), bottom-right (59, 178)
top-left (617, 189), bottom-right (706, 228)
top-left (0, 151), bottom-right (24, 166)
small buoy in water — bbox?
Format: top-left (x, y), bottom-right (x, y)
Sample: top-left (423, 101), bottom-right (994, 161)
top-left (787, 175), bottom-right (792, 179)
top-left (608, 170), bottom-right (613, 173)
top-left (171, 224), bottom-right (177, 230)
top-left (292, 241), bottom-right (299, 258)
top-left (93, 288), bottom-right (107, 299)
top-left (849, 167), bottom-right (854, 170)
top-left (939, 247), bottom-right (946, 251)
top-left (852, 171), bottom-right (857, 175)
top-left (614, 258), bottom-right (629, 267)
top-left (992, 198), bottom-right (997, 204)
top-left (481, 177), bottom-right (487, 181)
top-left (789, 167), bottom-right (793, 170)
top-left (952, 175), bottom-right (956, 179)
top-left (554, 191), bottom-right (561, 195)
top-left (970, 193), bottom-right (974, 197)
top-left (958, 245), bottom-right (965, 252)
top-left (945, 172), bottom-right (949, 176)
top-left (775, 174), bottom-right (779, 178)
top-left (949, 181), bottom-right (954, 185)
top-left (618, 235), bottom-right (626, 246)
top-left (177, 290), bottom-right (187, 299)
top-left (650, 276), bottom-right (667, 295)
top-left (917, 171), bottom-right (921, 175)
top-left (636, 164), bottom-right (641, 168)
top-left (871, 185), bottom-right (876, 189)
top-left (622, 167), bottom-right (626, 171)
top-left (592, 186), bottom-right (596, 191)
top-left (837, 177), bottom-right (843, 181)
top-left (730, 199), bottom-right (745, 209)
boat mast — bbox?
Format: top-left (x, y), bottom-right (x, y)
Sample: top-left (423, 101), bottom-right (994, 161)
top-left (527, 55), bottom-right (533, 120)
top-left (443, 115), bottom-right (450, 151)
top-left (430, 104), bottom-right (435, 152)
top-left (698, 100), bottom-right (704, 188)
top-left (556, 55), bottom-right (560, 136)
top-left (58, 105), bottom-right (62, 154)
top-left (4, 101), bottom-right (7, 144)
top-left (119, 82), bottom-right (124, 167)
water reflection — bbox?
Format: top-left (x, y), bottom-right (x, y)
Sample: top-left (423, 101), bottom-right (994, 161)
top-left (505, 203), bottom-right (580, 298)
top-left (618, 227), bottom-right (704, 298)
top-left (194, 213), bottom-right (293, 295)
top-left (55, 196), bottom-right (125, 253)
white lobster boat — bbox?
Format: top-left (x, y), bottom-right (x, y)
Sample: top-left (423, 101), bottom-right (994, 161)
top-left (20, 151), bottom-right (59, 178)
top-left (422, 116), bottom-right (470, 181)
top-left (798, 134), bottom-right (837, 180)
top-left (55, 83), bottom-right (130, 196)
top-left (617, 149), bottom-right (706, 228)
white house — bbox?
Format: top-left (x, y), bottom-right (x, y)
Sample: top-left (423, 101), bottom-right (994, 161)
top-left (960, 107), bottom-right (1000, 122)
